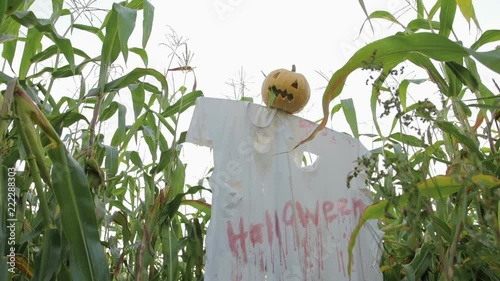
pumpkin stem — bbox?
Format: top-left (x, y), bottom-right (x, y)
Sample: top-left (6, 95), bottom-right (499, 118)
top-left (291, 64), bottom-right (296, 72)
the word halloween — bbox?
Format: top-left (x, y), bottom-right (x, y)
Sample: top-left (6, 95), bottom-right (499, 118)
top-left (226, 197), bottom-right (367, 263)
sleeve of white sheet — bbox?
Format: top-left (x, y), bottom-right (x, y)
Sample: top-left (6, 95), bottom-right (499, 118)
top-left (186, 97), bottom-right (214, 148)
top-left (355, 145), bottom-right (384, 280)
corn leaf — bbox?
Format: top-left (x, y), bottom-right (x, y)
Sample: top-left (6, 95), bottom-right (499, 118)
top-left (348, 174), bottom-right (499, 277)
top-left (113, 3), bottom-right (136, 62)
top-left (470, 30), bottom-right (500, 51)
top-left (162, 90), bottom-right (203, 118)
top-left (142, 0), bottom-right (154, 48)
top-left (16, 89), bottom-right (109, 281)
top-left (32, 228), bottom-right (62, 281)
top-left (89, 68), bottom-right (168, 97)
top-left (341, 98), bottom-right (359, 139)
top-left (11, 11), bottom-right (75, 73)
top-left (130, 83), bottom-right (145, 119)
top-left (445, 61), bottom-right (479, 92)
top-left (19, 27), bottom-right (42, 79)
top-left (439, 0), bottom-right (456, 38)
top-left (48, 144), bottom-right (109, 281)
top-left (296, 32), bottom-right (499, 149)
top-left (455, 0), bottom-right (473, 23)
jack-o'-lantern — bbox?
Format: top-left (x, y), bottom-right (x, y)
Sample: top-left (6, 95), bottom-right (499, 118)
top-left (261, 65), bottom-right (310, 114)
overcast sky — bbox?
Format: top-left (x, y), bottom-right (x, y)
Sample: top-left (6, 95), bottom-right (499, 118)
top-left (27, 0), bottom-right (500, 185)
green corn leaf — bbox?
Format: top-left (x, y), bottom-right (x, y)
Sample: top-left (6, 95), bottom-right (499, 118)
top-left (389, 132), bottom-right (424, 147)
top-left (444, 61), bottom-right (463, 97)
top-left (28, 55), bottom-right (98, 80)
top-left (162, 90), bottom-right (203, 118)
top-left (130, 83), bottom-right (145, 119)
top-left (467, 48), bottom-right (500, 74)
top-left (296, 32), bottom-right (471, 148)
top-left (71, 23), bottom-right (104, 40)
top-left (396, 79), bottom-right (427, 111)
top-left (110, 211), bottom-right (131, 245)
top-left (117, 102), bottom-right (126, 145)
top-left (32, 228), bottom-right (62, 281)
top-left (348, 174), bottom-right (499, 277)
top-left (0, 33), bottom-right (16, 43)
top-left (89, 68), bottom-right (168, 97)
top-left (129, 47), bottom-right (148, 67)
top-left (439, 0), bottom-right (456, 38)
top-left (341, 98), bottom-right (359, 139)
top-left (142, 125), bottom-right (157, 160)
top-left (2, 39), bottom-right (17, 66)
top-left (161, 224), bottom-right (179, 280)
top-left (470, 30), bottom-right (500, 51)
top-left (51, 0), bottom-right (64, 14)
top-left (126, 0), bottom-right (144, 9)
top-left (31, 45), bottom-right (90, 64)
top-left (127, 150), bottom-right (143, 168)
top-left (142, 0), bottom-right (154, 48)
top-left (407, 19), bottom-right (440, 32)
top-left (455, 0), bottom-right (473, 23)
top-left (171, 157), bottom-right (186, 198)
top-left (151, 110), bottom-right (176, 136)
top-left (0, 0), bottom-right (6, 21)
top-left (347, 200), bottom-right (389, 277)
top-left (48, 145), bottom-right (109, 281)
top-left (1, 15), bottom-right (21, 64)
top-left (498, 202), bottom-right (500, 234)
top-left (5, 0), bottom-right (25, 16)
top-left (435, 121), bottom-right (485, 161)
top-left (402, 264), bottom-right (416, 281)
top-left (329, 103), bottom-right (342, 118)
top-left (411, 175), bottom-right (464, 202)
top-left (99, 101), bottom-right (118, 121)
top-left (408, 54), bottom-right (449, 94)
top-left (445, 61), bottom-right (479, 92)
top-left (121, 112), bottom-right (146, 153)
top-left (356, 0), bottom-right (373, 31)
top-left (15, 87), bottom-right (109, 281)
top-left (370, 66), bottom-right (395, 135)
top-left (430, 216), bottom-right (452, 242)
top-left (467, 103), bottom-right (500, 110)
top-left (407, 243), bottom-right (434, 279)
top-left (11, 11), bottom-right (75, 73)
top-left (99, 7), bottom-right (120, 92)
top-left (150, 148), bottom-right (172, 175)
top-left (298, 31), bottom-right (500, 149)
top-left (182, 199), bottom-right (211, 215)
top-left (267, 87), bottom-right (276, 107)
top-left (363, 10), bottom-right (405, 29)
top-left (103, 144), bottom-right (119, 177)
top-left (113, 3), bottom-right (136, 62)
top-left (19, 27), bottom-right (42, 79)
top-left (30, 45), bottom-right (58, 63)
top-left (414, 0), bottom-right (424, 18)
top-left (166, 185), bottom-right (205, 218)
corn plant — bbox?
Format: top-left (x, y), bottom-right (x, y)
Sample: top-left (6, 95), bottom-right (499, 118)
top-left (299, 1), bottom-right (500, 280)
top-left (1, 1), bottom-right (208, 280)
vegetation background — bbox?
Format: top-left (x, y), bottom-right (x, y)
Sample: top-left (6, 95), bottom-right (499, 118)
top-left (0, 0), bottom-right (499, 280)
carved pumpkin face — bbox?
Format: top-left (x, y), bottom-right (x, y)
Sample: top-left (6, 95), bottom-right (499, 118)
top-left (261, 65), bottom-right (310, 114)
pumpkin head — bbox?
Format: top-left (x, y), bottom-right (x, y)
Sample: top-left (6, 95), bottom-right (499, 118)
top-left (261, 65), bottom-right (310, 114)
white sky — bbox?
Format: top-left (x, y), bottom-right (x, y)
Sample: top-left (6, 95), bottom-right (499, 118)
top-left (147, 0), bottom-right (500, 185)
top-left (22, 0), bottom-right (500, 187)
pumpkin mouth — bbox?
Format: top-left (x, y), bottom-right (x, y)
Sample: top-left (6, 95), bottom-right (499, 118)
top-left (269, 85), bottom-right (294, 101)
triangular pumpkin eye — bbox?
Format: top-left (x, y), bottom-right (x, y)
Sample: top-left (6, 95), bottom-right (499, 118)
top-left (261, 66), bottom-right (310, 114)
